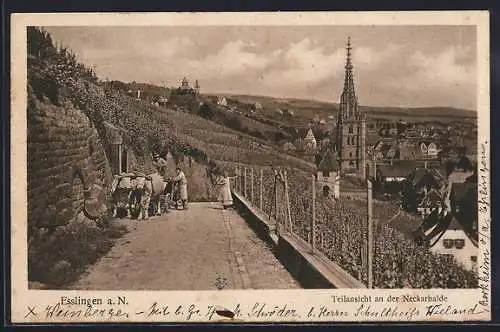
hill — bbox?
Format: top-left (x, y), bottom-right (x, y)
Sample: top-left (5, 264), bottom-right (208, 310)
top-left (215, 93), bottom-right (477, 122)
top-left (27, 28), bottom-right (314, 174)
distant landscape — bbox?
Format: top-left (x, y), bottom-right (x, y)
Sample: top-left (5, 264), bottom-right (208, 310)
top-left (207, 93), bottom-right (477, 122)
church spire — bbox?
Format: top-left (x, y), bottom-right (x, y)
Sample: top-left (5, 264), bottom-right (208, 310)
top-left (339, 36), bottom-right (358, 120)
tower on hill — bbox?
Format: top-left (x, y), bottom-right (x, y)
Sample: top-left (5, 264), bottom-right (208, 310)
top-left (194, 80), bottom-right (200, 95)
top-left (334, 37), bottom-right (367, 180)
top-left (181, 77), bottom-right (190, 90)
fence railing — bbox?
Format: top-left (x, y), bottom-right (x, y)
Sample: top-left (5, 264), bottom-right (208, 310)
top-left (229, 165), bottom-right (479, 290)
top-left (231, 165), bottom-right (374, 288)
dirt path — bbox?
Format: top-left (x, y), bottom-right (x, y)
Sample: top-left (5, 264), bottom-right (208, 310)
top-left (71, 202), bottom-right (300, 290)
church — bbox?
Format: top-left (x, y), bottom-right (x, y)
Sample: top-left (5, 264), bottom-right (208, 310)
top-left (322, 37), bottom-right (367, 180)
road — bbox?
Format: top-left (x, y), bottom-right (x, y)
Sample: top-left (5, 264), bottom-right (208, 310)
top-left (71, 202), bottom-right (300, 290)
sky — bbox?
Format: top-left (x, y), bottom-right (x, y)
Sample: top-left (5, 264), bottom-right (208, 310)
top-left (45, 25), bottom-right (477, 110)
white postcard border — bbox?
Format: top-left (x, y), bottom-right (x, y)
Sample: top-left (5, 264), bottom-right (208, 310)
top-left (10, 11), bottom-right (491, 323)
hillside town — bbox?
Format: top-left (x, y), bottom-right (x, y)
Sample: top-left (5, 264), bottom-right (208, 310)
top-left (107, 37), bottom-right (479, 274)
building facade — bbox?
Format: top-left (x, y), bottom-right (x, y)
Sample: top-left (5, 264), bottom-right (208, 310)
top-left (334, 37), bottom-right (367, 179)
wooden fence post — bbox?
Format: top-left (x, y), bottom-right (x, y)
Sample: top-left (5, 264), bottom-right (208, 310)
top-left (284, 171), bottom-right (292, 234)
top-left (367, 180), bottom-right (373, 288)
top-left (260, 169), bottom-right (263, 211)
top-left (240, 167), bottom-right (243, 193)
top-left (251, 168), bottom-right (254, 204)
top-left (244, 167), bottom-right (247, 198)
top-left (311, 174), bottom-right (316, 254)
top-left (235, 167), bottom-right (239, 192)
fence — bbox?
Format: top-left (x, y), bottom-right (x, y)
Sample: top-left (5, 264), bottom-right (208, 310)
top-left (230, 165), bottom-right (479, 289)
top-left (232, 166), bottom-right (374, 288)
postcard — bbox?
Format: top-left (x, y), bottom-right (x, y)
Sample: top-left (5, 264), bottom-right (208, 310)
top-left (10, 11), bottom-right (490, 323)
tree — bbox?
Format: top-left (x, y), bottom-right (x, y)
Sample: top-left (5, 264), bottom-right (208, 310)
top-left (401, 183), bottom-right (418, 213)
top-left (198, 103), bottom-right (214, 120)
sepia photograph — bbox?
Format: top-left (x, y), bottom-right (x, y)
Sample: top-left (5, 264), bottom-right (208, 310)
top-left (11, 11), bottom-right (491, 323)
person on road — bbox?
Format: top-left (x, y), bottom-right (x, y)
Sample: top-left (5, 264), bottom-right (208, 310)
top-left (214, 170), bottom-right (237, 209)
top-left (172, 167), bottom-right (188, 209)
top-left (152, 153), bottom-right (168, 180)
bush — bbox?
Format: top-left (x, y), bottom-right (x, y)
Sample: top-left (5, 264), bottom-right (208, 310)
top-left (28, 213), bottom-right (127, 287)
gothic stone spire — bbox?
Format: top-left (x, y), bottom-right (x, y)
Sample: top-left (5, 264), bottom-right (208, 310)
top-left (339, 36), bottom-right (359, 120)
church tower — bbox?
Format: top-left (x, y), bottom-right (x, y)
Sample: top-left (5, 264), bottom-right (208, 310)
top-left (335, 37), bottom-right (366, 180)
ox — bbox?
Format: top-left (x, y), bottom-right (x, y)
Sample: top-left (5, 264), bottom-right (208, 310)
top-left (110, 175), bottom-right (134, 219)
top-left (129, 173), bottom-right (170, 220)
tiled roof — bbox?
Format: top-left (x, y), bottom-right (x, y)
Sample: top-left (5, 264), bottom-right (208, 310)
top-left (414, 208), bottom-right (478, 247)
top-left (377, 161), bottom-right (416, 178)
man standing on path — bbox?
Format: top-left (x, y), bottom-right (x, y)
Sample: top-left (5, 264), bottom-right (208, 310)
top-left (172, 167), bottom-right (188, 209)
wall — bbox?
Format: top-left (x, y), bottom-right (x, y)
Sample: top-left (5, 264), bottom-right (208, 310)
top-left (27, 91), bottom-right (121, 286)
top-left (28, 93), bottom-right (113, 233)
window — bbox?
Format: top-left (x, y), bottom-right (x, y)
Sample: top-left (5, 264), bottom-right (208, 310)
top-left (349, 152), bottom-right (353, 158)
top-left (120, 149), bottom-right (128, 174)
top-left (454, 239), bottom-right (465, 249)
top-left (443, 239), bottom-right (453, 249)
top-left (322, 185), bottom-right (330, 198)
top-left (470, 256), bottom-right (477, 262)
top-left (442, 254), bottom-right (454, 262)
top-left (349, 125), bottom-right (353, 134)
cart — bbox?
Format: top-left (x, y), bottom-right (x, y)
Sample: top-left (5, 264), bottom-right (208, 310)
top-left (165, 179), bottom-right (183, 210)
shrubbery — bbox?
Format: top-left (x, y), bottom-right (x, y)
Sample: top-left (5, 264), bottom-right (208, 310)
top-left (28, 213), bottom-right (128, 287)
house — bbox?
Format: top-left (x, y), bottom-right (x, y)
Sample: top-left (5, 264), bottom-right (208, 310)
top-left (376, 161), bottom-right (416, 183)
top-left (180, 77), bottom-right (190, 90)
top-left (283, 141), bottom-right (297, 151)
top-left (399, 142), bottom-right (424, 160)
top-left (403, 129), bottom-right (420, 139)
top-left (372, 140), bottom-right (396, 160)
top-left (407, 168), bottom-right (445, 195)
top-left (417, 189), bottom-right (444, 219)
top-left (420, 141), bottom-right (440, 159)
top-left (413, 201), bottom-right (478, 271)
top-left (276, 108), bottom-right (283, 115)
top-left (254, 102), bottom-right (263, 110)
top-left (158, 96), bottom-right (168, 105)
top-left (315, 149), bottom-right (340, 199)
top-left (388, 123), bottom-right (398, 136)
top-left (217, 96), bottom-right (228, 107)
top-left (293, 137), bottom-right (304, 151)
top-left (303, 128), bottom-right (317, 152)
top-left (447, 155), bottom-right (475, 183)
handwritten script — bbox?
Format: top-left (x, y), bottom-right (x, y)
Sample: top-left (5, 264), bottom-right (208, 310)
top-left (23, 292), bottom-right (490, 323)
top-left (476, 140), bottom-right (490, 314)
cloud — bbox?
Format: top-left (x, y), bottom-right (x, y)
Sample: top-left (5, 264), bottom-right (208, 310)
top-left (182, 40), bottom-right (280, 78)
top-left (364, 45), bottom-right (476, 109)
top-left (408, 46), bottom-right (475, 87)
top-left (48, 27), bottom-right (475, 109)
